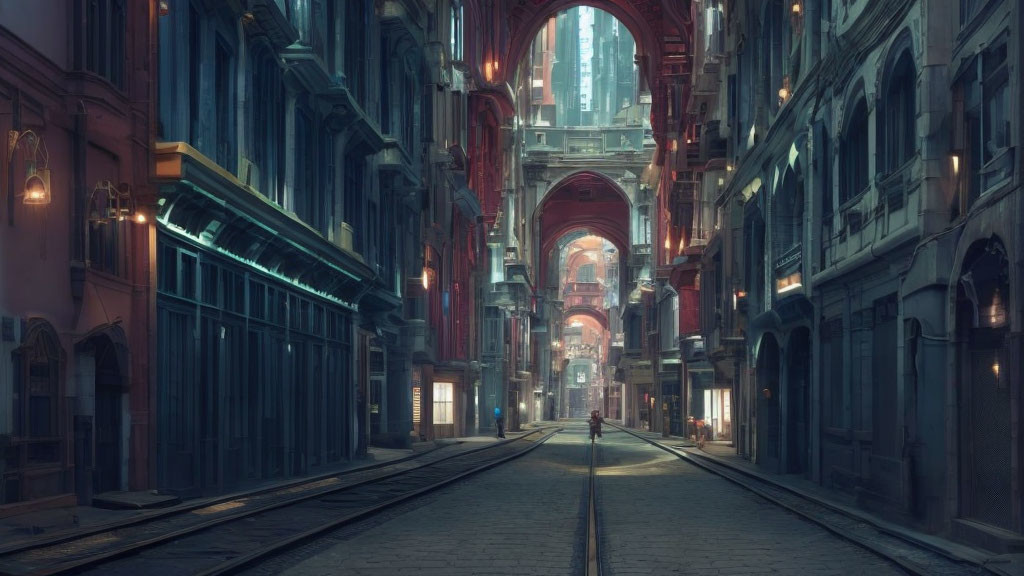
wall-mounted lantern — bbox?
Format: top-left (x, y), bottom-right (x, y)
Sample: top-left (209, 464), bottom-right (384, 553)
top-left (89, 181), bottom-right (141, 224)
top-left (159, 0), bottom-right (169, 16)
top-left (8, 129), bottom-right (51, 206)
top-left (790, 1), bottom-right (803, 36)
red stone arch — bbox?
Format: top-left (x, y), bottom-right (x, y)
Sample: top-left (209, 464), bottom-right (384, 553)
top-left (536, 171), bottom-right (631, 288)
top-left (563, 305), bottom-right (609, 330)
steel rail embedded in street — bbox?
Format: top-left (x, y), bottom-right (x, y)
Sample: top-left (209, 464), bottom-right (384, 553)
top-left (0, 428), bottom-right (560, 576)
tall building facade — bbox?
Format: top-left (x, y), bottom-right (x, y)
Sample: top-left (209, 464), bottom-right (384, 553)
top-left (0, 0), bottom-right (157, 512)
top-left (691, 0), bottom-right (1024, 550)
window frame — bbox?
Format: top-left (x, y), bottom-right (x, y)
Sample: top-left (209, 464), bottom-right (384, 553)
top-left (84, 0), bottom-right (126, 89)
top-left (839, 95), bottom-right (870, 207)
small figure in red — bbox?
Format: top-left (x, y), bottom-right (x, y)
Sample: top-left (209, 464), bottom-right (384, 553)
top-left (588, 410), bottom-right (604, 441)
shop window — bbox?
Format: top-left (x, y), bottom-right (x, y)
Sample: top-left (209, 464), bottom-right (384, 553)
top-left (433, 382), bottom-right (454, 425)
top-left (879, 47), bottom-right (917, 173)
top-left (840, 96), bottom-right (869, 205)
top-left (85, 0), bottom-right (125, 88)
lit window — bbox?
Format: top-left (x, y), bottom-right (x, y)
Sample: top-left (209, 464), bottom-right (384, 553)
top-left (433, 382), bottom-right (454, 425)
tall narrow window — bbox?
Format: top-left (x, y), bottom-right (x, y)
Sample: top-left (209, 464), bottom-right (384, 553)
top-left (85, 0), bottom-right (125, 88)
top-left (344, 154), bottom-right (364, 252)
top-left (251, 48), bottom-right (283, 202)
top-left (293, 109), bottom-right (317, 229)
top-left (189, 6), bottom-right (201, 145)
top-left (840, 97), bottom-right (869, 205)
top-left (880, 49), bottom-right (917, 173)
top-left (214, 37), bottom-right (235, 171)
top-left (380, 39), bottom-right (391, 134)
top-left (13, 323), bottom-right (62, 444)
top-left (345, 0), bottom-right (367, 106)
top-left (451, 1), bottom-right (463, 61)
top-left (317, 128), bottom-right (334, 236)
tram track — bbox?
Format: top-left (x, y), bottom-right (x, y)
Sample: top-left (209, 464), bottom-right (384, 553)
top-left (607, 422), bottom-right (997, 576)
top-left (0, 427), bottom-right (560, 576)
top-left (585, 433), bottom-right (601, 576)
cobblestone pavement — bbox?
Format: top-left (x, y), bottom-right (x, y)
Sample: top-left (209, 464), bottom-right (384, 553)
top-left (261, 428), bottom-right (592, 576)
top-left (253, 423), bottom-right (908, 575)
top-left (596, 427), bottom-right (905, 576)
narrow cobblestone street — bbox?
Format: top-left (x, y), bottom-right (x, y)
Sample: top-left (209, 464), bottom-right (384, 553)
top-left (249, 423), bottom-right (907, 575)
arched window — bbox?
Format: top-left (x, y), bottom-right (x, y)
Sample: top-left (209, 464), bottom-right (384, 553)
top-left (12, 321), bottom-right (62, 441)
top-left (879, 47), bottom-right (917, 173)
top-left (773, 166), bottom-right (802, 258)
top-left (840, 96), bottom-right (869, 205)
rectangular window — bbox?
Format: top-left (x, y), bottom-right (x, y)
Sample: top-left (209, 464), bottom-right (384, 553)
top-left (85, 0), bottom-right (125, 88)
top-left (214, 37), bottom-right (235, 172)
top-left (345, 0), bottom-right (367, 105)
top-left (189, 6), bottom-right (201, 144)
top-left (433, 382), bottom-right (454, 425)
top-left (344, 154), bottom-right (364, 252)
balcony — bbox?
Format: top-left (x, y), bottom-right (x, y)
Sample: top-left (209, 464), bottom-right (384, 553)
top-left (524, 127), bottom-right (647, 156)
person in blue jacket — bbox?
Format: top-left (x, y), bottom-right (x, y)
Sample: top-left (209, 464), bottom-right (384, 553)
top-left (494, 407), bottom-right (506, 438)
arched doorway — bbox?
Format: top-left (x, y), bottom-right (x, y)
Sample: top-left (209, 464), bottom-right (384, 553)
top-left (786, 327), bottom-right (811, 476)
top-left (956, 238), bottom-right (1012, 530)
top-left (756, 333), bottom-right (781, 472)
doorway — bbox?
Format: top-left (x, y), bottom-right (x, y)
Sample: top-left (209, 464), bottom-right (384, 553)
top-left (756, 334), bottom-right (781, 472)
top-left (93, 336), bottom-right (124, 494)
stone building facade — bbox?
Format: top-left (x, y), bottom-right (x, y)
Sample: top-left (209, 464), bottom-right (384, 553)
top-left (693, 0), bottom-right (1024, 549)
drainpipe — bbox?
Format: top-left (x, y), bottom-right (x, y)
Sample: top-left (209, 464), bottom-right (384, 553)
top-left (71, 100), bottom-right (88, 301)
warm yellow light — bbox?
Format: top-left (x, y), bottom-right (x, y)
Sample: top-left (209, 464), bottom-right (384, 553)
top-left (951, 154), bottom-right (960, 175)
top-left (678, 235), bottom-right (686, 254)
top-left (726, 164), bottom-right (734, 172)
top-left (422, 268), bottom-right (430, 290)
top-left (778, 87), bottom-right (789, 100)
top-left (23, 171), bottom-right (50, 205)
top-left (493, 61), bottom-right (499, 72)
top-left (135, 213), bottom-right (147, 224)
top-left (671, 140), bottom-right (678, 152)
top-left (686, 138), bottom-right (693, 144)
top-left (717, 177), bottom-right (725, 186)
top-left (159, 0), bottom-right (169, 16)
top-left (792, 2), bottom-right (801, 14)
top-left (484, 62), bottom-right (493, 82)
top-left (664, 232), bottom-right (672, 250)
top-left (993, 362), bottom-right (1001, 379)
